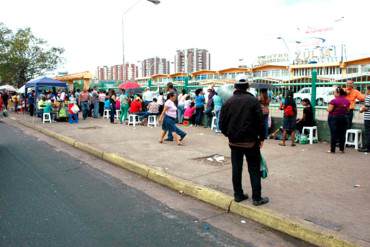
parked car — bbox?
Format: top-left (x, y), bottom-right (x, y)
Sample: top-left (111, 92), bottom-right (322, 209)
top-left (293, 87), bottom-right (335, 106)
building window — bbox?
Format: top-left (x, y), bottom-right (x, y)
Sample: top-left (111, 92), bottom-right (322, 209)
top-left (347, 66), bottom-right (358, 74)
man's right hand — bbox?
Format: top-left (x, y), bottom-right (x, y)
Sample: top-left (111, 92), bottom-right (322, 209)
top-left (260, 141), bottom-right (264, 149)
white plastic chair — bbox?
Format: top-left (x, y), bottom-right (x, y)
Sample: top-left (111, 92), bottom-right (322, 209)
top-left (345, 129), bottom-right (362, 149)
top-left (42, 113), bottom-right (52, 124)
top-left (211, 116), bottom-right (217, 131)
top-left (115, 110), bottom-right (121, 120)
top-left (147, 115), bottom-right (158, 127)
top-left (128, 114), bottom-right (140, 127)
top-left (103, 109), bottom-right (110, 119)
top-left (302, 126), bottom-right (318, 144)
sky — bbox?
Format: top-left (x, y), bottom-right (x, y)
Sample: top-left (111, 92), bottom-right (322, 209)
top-left (1, 0), bottom-right (370, 75)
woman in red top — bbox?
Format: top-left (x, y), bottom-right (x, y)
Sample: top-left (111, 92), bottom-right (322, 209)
top-left (129, 97), bottom-right (142, 113)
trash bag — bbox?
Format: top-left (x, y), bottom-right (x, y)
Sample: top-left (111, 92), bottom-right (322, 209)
top-left (260, 155), bottom-right (268, 179)
top-left (2, 109), bottom-right (8, 117)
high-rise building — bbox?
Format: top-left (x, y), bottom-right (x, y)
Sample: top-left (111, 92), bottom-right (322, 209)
top-left (96, 64), bottom-right (138, 81)
top-left (96, 66), bottom-right (110, 81)
top-left (174, 48), bottom-right (211, 73)
top-left (141, 57), bottom-right (170, 77)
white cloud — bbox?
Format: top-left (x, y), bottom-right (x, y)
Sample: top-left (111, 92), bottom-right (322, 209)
top-left (1, 0), bottom-right (369, 74)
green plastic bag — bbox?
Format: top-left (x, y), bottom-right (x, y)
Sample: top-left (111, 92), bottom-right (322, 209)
top-left (260, 155), bottom-right (268, 179)
top-left (300, 135), bottom-right (309, 144)
top-left (58, 107), bottom-right (68, 118)
top-left (2, 109), bottom-right (8, 117)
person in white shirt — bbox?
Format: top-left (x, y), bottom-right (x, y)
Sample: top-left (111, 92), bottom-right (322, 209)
top-left (142, 87), bottom-right (153, 108)
top-left (159, 92), bottom-right (187, 145)
top-left (98, 91), bottom-right (106, 117)
top-left (157, 91), bottom-right (165, 113)
top-left (177, 89), bottom-right (188, 124)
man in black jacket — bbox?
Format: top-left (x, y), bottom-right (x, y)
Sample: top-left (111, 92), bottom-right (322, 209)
top-left (220, 75), bottom-right (269, 206)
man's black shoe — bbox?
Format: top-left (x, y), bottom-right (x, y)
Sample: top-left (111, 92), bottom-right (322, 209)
top-left (180, 133), bottom-right (187, 142)
top-left (358, 148), bottom-right (369, 152)
top-left (164, 138), bottom-right (173, 142)
top-left (234, 194), bottom-right (249, 202)
top-left (253, 197), bottom-right (269, 206)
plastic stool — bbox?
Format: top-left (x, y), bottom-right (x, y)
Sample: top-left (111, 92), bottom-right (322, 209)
top-left (211, 117), bottom-right (217, 131)
top-left (147, 115), bottom-right (158, 127)
top-left (115, 110), bottom-right (121, 120)
top-left (302, 126), bottom-right (318, 144)
top-left (345, 129), bottom-right (362, 149)
top-left (103, 109), bottom-right (110, 119)
top-left (128, 114), bottom-right (140, 127)
top-left (43, 113), bottom-right (52, 124)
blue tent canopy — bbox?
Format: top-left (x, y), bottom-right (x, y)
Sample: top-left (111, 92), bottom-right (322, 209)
top-left (25, 77), bottom-right (67, 89)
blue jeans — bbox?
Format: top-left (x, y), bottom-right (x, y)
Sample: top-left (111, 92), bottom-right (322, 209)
top-left (195, 106), bottom-right (204, 125)
top-left (328, 115), bottom-right (347, 152)
top-left (69, 113), bottom-right (79, 124)
top-left (93, 101), bottom-right (99, 118)
top-left (177, 104), bottom-right (185, 123)
top-left (110, 104), bottom-right (116, 123)
top-left (215, 107), bottom-right (221, 131)
top-left (164, 115), bottom-right (186, 140)
top-left (81, 101), bottom-right (89, 120)
top-left (263, 114), bottom-right (269, 139)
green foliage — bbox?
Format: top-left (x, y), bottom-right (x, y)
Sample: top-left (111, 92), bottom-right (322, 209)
top-left (0, 22), bottom-right (64, 87)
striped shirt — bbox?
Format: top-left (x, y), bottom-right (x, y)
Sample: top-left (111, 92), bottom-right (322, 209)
top-left (364, 95), bottom-right (370, 121)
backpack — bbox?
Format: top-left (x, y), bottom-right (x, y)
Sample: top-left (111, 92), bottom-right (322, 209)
top-left (284, 105), bottom-right (294, 117)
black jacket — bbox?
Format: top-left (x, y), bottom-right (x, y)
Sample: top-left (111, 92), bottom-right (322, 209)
top-left (220, 90), bottom-right (265, 143)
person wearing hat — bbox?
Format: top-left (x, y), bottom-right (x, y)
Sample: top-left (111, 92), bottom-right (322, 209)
top-left (219, 75), bottom-right (269, 206)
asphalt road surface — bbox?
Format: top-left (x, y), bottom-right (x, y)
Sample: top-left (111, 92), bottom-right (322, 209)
top-left (0, 122), bottom-right (249, 247)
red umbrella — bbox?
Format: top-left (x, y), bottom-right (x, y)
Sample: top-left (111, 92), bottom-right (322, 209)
top-left (119, 81), bottom-right (140, 90)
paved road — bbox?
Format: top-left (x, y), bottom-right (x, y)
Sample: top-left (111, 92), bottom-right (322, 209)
top-left (0, 122), bottom-right (247, 247)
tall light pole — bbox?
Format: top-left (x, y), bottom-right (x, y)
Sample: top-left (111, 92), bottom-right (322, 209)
top-left (122, 0), bottom-right (160, 80)
top-left (277, 36), bottom-right (293, 83)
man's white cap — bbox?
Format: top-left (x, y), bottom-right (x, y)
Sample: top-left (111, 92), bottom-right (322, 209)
top-left (235, 74), bottom-right (248, 84)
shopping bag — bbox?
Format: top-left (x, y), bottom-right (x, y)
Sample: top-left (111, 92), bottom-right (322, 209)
top-left (2, 109), bottom-right (9, 117)
top-left (260, 155), bottom-right (268, 179)
top-left (71, 104), bottom-right (79, 114)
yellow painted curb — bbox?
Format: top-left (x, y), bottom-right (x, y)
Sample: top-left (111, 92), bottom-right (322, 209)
top-left (53, 133), bottom-right (76, 146)
top-left (229, 202), bottom-right (356, 247)
top-left (147, 169), bottom-right (233, 211)
top-left (74, 141), bottom-right (103, 159)
top-left (102, 152), bottom-right (150, 178)
top-left (13, 119), bottom-right (358, 247)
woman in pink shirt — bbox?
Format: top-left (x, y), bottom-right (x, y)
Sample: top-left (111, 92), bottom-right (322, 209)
top-left (159, 92), bottom-right (187, 145)
top-left (184, 102), bottom-right (196, 125)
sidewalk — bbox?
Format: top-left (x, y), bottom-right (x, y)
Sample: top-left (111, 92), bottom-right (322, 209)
top-left (9, 114), bottom-right (370, 246)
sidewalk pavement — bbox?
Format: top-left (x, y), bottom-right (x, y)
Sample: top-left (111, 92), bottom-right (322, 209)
top-left (9, 114), bottom-right (370, 246)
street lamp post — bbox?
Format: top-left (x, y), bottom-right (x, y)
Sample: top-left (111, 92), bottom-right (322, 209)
top-left (122, 0), bottom-right (160, 79)
top-left (277, 36), bottom-right (293, 86)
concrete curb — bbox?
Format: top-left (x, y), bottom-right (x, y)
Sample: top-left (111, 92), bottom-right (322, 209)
top-left (102, 152), bottom-right (150, 178)
top-left (15, 120), bottom-right (358, 247)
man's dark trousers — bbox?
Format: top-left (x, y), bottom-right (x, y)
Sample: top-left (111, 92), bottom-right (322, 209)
top-left (230, 145), bottom-right (262, 201)
top-left (364, 120), bottom-right (370, 151)
top-left (347, 110), bottom-right (354, 129)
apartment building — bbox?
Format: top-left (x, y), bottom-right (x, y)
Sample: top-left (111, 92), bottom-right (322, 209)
top-left (96, 64), bottom-right (138, 81)
top-left (141, 57), bottom-right (170, 77)
top-left (175, 48), bottom-right (211, 73)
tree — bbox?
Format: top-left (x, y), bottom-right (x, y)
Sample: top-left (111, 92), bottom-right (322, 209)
top-left (0, 23), bottom-right (64, 87)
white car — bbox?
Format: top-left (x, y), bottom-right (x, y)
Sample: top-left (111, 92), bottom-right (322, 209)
top-left (294, 87), bottom-right (335, 106)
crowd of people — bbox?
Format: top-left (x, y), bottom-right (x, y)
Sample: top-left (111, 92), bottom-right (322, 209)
top-left (1, 77), bottom-right (369, 206)
top-left (277, 80), bottom-right (370, 153)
